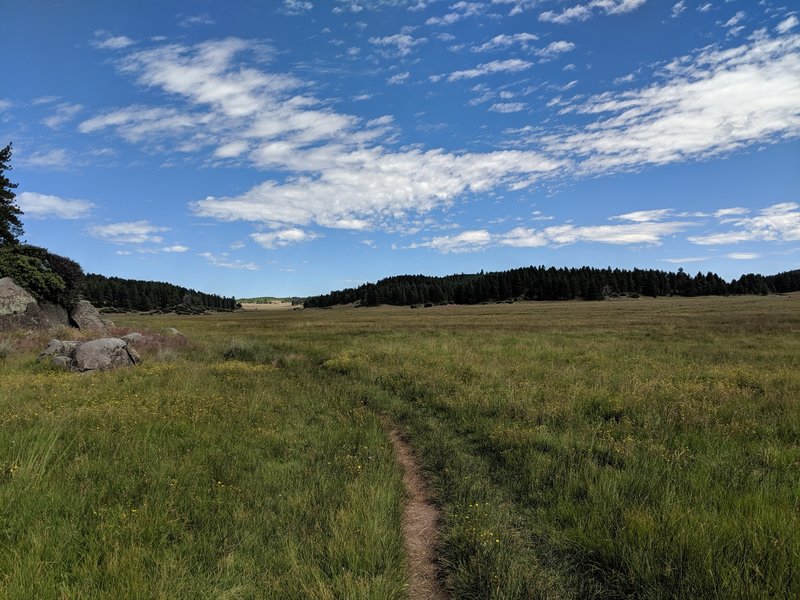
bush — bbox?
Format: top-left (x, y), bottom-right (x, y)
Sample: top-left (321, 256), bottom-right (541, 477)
top-left (0, 245), bottom-right (84, 308)
top-left (0, 247), bottom-right (65, 302)
top-left (12, 245), bottom-right (85, 309)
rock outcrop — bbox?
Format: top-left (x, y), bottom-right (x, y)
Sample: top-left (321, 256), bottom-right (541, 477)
top-left (0, 277), bottom-right (71, 331)
top-left (39, 337), bottom-right (140, 372)
top-left (70, 300), bottom-right (113, 330)
top-left (0, 277), bottom-right (35, 314)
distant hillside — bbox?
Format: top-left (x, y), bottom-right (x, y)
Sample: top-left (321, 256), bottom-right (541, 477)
top-left (304, 266), bottom-right (800, 308)
top-left (85, 274), bottom-right (237, 312)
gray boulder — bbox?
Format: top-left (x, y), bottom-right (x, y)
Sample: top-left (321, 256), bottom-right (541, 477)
top-left (74, 338), bottom-right (140, 371)
top-left (40, 337), bottom-right (140, 372)
top-left (162, 327), bottom-right (185, 337)
top-left (0, 278), bottom-right (70, 331)
top-left (70, 300), bottom-right (110, 330)
top-left (122, 332), bottom-right (145, 344)
top-left (0, 277), bottom-right (36, 315)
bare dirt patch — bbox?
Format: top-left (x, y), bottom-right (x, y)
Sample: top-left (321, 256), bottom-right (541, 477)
top-left (388, 428), bottom-right (447, 600)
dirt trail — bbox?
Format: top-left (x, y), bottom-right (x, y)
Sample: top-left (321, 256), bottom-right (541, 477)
top-left (388, 428), bottom-right (447, 600)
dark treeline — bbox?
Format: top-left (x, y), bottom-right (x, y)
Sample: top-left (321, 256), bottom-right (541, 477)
top-left (85, 274), bottom-right (237, 311)
top-left (304, 266), bottom-right (800, 308)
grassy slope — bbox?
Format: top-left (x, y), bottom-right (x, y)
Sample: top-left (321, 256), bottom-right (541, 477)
top-left (1, 295), bottom-right (798, 598)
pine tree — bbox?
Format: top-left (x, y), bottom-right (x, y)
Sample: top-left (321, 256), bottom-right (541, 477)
top-left (0, 143), bottom-right (23, 245)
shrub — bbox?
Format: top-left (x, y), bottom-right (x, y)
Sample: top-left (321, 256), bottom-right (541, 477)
top-left (0, 247), bottom-right (65, 302)
top-left (11, 245), bottom-right (85, 309)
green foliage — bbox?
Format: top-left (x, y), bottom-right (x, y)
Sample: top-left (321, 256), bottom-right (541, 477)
top-left (0, 247), bottom-right (65, 301)
top-left (0, 143), bottom-right (23, 246)
top-left (0, 245), bottom-right (86, 308)
top-left (11, 245), bottom-right (85, 309)
top-left (305, 265), bottom-right (800, 307)
top-left (84, 273), bottom-right (237, 312)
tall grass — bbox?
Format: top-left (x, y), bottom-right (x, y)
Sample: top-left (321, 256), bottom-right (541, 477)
top-left (0, 338), bottom-right (406, 598)
top-left (1, 294), bottom-right (797, 597)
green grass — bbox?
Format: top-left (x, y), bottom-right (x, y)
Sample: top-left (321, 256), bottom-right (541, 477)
top-left (1, 295), bottom-right (798, 598)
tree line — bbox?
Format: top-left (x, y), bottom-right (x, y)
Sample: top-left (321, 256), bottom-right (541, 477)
top-left (304, 266), bottom-right (800, 308)
top-left (84, 274), bottom-right (237, 312)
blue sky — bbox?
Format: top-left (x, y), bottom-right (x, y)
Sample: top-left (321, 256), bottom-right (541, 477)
top-left (3, 0), bottom-right (798, 298)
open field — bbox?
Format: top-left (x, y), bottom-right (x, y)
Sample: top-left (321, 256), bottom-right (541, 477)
top-left (1, 295), bottom-right (799, 598)
top-left (240, 302), bottom-right (296, 311)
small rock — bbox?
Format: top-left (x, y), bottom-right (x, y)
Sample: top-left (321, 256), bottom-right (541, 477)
top-left (162, 327), bottom-right (185, 337)
top-left (52, 356), bottom-right (70, 369)
top-left (38, 339), bottom-right (64, 360)
top-left (122, 332), bottom-right (145, 343)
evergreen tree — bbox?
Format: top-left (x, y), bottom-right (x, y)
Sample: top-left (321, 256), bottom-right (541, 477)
top-left (0, 143), bottom-right (24, 245)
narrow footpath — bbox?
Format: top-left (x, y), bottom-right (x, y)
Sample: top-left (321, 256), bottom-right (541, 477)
top-left (388, 428), bottom-right (447, 600)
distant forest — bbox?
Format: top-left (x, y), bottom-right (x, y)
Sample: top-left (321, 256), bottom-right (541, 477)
top-left (85, 274), bottom-right (237, 311)
top-left (304, 266), bottom-right (800, 308)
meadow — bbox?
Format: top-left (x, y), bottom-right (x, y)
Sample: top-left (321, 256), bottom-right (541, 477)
top-left (1, 295), bottom-right (798, 598)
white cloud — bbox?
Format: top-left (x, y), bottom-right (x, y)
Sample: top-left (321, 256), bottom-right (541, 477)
top-left (471, 32), bottom-right (538, 52)
top-left (777, 15), bottom-right (798, 34)
top-left (198, 252), bottom-right (259, 270)
top-left (539, 40), bottom-right (576, 56)
top-left (540, 0), bottom-right (647, 24)
top-left (470, 35), bottom-right (574, 58)
top-left (611, 208), bottom-right (673, 222)
top-left (426, 2), bottom-right (485, 25)
top-left (79, 106), bottom-right (202, 143)
top-left (17, 148), bottom-right (71, 170)
top-left (538, 32), bottom-right (800, 174)
top-left (250, 228), bottom-right (320, 248)
top-left (193, 148), bottom-right (561, 229)
top-left (446, 58), bottom-right (533, 81)
top-left (526, 221), bottom-right (690, 246)
top-left (725, 252), bottom-right (760, 259)
top-left (689, 202), bottom-right (800, 245)
top-left (88, 220), bottom-right (169, 244)
top-left (387, 71), bottom-right (411, 85)
top-left (282, 1), bottom-right (314, 14)
top-left (369, 33), bottom-right (426, 57)
top-left (41, 103), bottom-right (83, 129)
top-left (416, 217), bottom-right (692, 253)
top-left (697, 3), bottom-right (712, 14)
top-left (91, 30), bottom-right (136, 50)
top-left (214, 140), bottom-right (250, 158)
top-left (178, 14), bottom-right (216, 27)
top-left (662, 256), bottom-right (709, 263)
top-left (490, 102), bottom-right (526, 112)
top-left (79, 35), bottom-right (800, 251)
top-left (412, 229), bottom-right (492, 253)
top-left (672, 1), bottom-right (686, 18)
top-left (491, 0), bottom-right (536, 17)
top-left (722, 11), bottom-right (745, 29)
top-left (17, 192), bottom-right (94, 219)
top-left (713, 207), bottom-right (749, 219)
top-left (0, 99), bottom-right (12, 112)
top-left (162, 244), bottom-right (190, 253)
